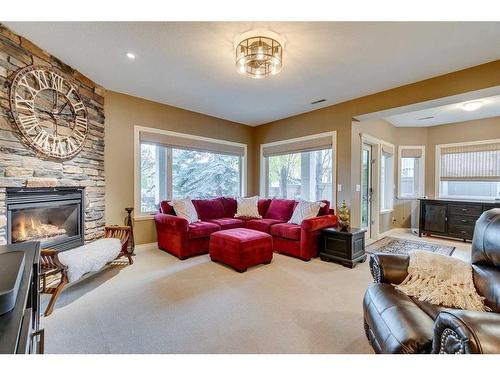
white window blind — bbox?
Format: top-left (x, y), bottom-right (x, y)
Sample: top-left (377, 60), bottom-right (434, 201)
top-left (140, 131), bottom-right (245, 156)
top-left (401, 148), bottom-right (423, 158)
top-left (440, 142), bottom-right (500, 181)
top-left (381, 144), bottom-right (394, 156)
top-left (262, 135), bottom-right (333, 157)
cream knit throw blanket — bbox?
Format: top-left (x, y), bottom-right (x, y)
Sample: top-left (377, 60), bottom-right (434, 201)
top-left (395, 250), bottom-right (490, 312)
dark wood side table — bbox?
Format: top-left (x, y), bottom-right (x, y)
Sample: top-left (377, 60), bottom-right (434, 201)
top-left (320, 227), bottom-right (367, 268)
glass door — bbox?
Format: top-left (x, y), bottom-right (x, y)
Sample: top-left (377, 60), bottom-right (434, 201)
top-left (361, 144), bottom-right (373, 238)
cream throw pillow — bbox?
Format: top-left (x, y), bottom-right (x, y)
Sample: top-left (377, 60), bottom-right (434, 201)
top-left (235, 196), bottom-right (261, 218)
top-left (288, 200), bottom-right (326, 225)
top-left (168, 197), bottom-right (199, 224)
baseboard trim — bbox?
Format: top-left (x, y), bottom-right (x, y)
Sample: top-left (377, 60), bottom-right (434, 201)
top-left (135, 242), bottom-right (158, 252)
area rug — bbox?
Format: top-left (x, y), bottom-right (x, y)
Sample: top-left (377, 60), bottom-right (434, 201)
top-left (366, 236), bottom-right (455, 256)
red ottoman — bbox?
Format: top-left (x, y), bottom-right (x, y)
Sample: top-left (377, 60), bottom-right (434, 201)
top-left (209, 228), bottom-right (273, 272)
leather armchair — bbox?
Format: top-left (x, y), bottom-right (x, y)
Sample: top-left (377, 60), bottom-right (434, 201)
top-left (363, 208), bottom-right (500, 354)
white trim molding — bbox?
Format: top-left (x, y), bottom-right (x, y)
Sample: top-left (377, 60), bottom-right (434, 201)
top-left (259, 131), bottom-right (337, 207)
top-left (134, 125), bottom-right (248, 220)
top-left (397, 145), bottom-right (426, 200)
top-left (359, 133), bottom-right (395, 240)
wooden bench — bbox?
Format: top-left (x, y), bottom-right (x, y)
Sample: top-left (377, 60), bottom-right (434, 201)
top-left (40, 225), bottom-right (132, 316)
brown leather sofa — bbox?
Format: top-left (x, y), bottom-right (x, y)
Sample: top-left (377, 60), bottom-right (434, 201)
top-left (363, 208), bottom-right (500, 354)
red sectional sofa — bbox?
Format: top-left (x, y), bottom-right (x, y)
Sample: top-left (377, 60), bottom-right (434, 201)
top-left (154, 197), bottom-right (337, 261)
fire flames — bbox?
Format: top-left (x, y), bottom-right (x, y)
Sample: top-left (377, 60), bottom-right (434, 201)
top-left (13, 215), bottom-right (66, 243)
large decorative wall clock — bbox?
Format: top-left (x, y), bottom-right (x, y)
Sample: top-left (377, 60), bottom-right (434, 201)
top-left (9, 65), bottom-right (89, 160)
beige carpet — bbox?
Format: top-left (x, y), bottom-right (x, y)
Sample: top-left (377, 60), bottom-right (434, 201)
top-left (41, 246), bottom-right (374, 353)
top-left (40, 229), bottom-right (471, 354)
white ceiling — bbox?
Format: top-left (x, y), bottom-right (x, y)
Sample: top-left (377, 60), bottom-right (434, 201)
top-left (384, 94), bottom-right (500, 127)
top-left (5, 22), bottom-right (500, 126)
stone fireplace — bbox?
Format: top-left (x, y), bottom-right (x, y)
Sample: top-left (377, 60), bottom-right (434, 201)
top-left (0, 24), bottom-right (106, 246)
top-left (6, 188), bottom-right (84, 250)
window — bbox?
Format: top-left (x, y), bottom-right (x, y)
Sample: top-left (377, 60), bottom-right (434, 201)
top-left (380, 148), bottom-right (394, 212)
top-left (261, 133), bottom-right (335, 202)
top-left (398, 146), bottom-right (425, 199)
top-left (266, 149), bottom-right (333, 201)
top-left (136, 128), bottom-right (246, 215)
top-left (172, 149), bottom-right (241, 199)
top-left (437, 140), bottom-right (500, 200)
top-left (140, 143), bottom-right (167, 214)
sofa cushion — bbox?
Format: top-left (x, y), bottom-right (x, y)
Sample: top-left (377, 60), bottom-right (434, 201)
top-left (192, 198), bottom-right (225, 221)
top-left (188, 221), bottom-right (220, 239)
top-left (318, 200), bottom-right (330, 216)
top-left (258, 199), bottom-right (272, 217)
top-left (270, 223), bottom-right (301, 241)
top-left (208, 218), bottom-right (246, 230)
top-left (220, 197), bottom-right (238, 218)
top-left (246, 218), bottom-right (284, 233)
top-left (264, 199), bottom-right (296, 221)
top-left (160, 201), bottom-right (175, 215)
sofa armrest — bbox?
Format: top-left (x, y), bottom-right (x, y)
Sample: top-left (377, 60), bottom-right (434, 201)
top-left (369, 253), bottom-right (410, 284)
top-left (154, 213), bottom-right (189, 233)
top-left (301, 214), bottom-right (337, 232)
top-left (432, 310), bottom-right (500, 354)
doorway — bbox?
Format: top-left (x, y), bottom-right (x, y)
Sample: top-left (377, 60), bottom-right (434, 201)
top-left (361, 143), bottom-right (373, 238)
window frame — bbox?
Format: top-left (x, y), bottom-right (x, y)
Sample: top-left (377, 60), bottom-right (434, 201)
top-left (397, 145), bottom-right (425, 200)
top-left (134, 126), bottom-right (247, 220)
top-left (259, 131), bottom-right (337, 206)
top-left (436, 139), bottom-right (500, 201)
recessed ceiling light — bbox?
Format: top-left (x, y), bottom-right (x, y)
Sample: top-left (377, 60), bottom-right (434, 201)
top-left (461, 101), bottom-right (483, 111)
top-left (126, 52), bottom-right (136, 60)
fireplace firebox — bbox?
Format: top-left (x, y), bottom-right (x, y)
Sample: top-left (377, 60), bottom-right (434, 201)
top-left (6, 188), bottom-right (84, 251)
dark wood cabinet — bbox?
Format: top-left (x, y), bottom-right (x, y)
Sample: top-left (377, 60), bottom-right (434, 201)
top-left (0, 242), bottom-right (42, 354)
top-left (419, 199), bottom-right (500, 242)
top-left (320, 227), bottom-right (367, 268)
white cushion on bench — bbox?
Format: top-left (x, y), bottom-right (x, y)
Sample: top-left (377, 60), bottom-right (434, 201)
top-left (58, 238), bottom-right (121, 283)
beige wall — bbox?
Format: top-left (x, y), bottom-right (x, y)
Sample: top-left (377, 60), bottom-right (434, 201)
top-left (425, 116), bottom-right (500, 198)
top-left (105, 60), bottom-right (500, 245)
top-left (252, 60), bottom-right (500, 211)
top-left (104, 91), bottom-right (254, 245)
top-left (351, 116), bottom-right (500, 235)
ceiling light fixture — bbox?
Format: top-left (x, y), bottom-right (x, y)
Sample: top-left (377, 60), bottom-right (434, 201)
top-left (235, 30), bottom-right (283, 79)
top-left (461, 101), bottom-right (483, 111)
top-left (126, 52), bottom-right (136, 59)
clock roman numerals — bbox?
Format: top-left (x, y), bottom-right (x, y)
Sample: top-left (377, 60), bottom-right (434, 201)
top-left (18, 114), bottom-right (39, 133)
top-left (33, 131), bottom-right (51, 151)
top-left (75, 116), bottom-right (87, 130)
top-left (50, 72), bottom-right (65, 92)
top-left (73, 128), bottom-right (86, 143)
top-left (19, 76), bottom-right (38, 98)
top-left (51, 137), bottom-right (65, 156)
top-left (31, 70), bottom-right (50, 90)
top-left (72, 101), bottom-right (86, 113)
top-left (15, 93), bottom-right (34, 111)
